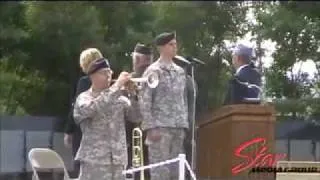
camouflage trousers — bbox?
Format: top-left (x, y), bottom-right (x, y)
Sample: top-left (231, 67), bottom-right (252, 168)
top-left (78, 161), bottom-right (126, 180)
top-left (146, 128), bottom-right (186, 180)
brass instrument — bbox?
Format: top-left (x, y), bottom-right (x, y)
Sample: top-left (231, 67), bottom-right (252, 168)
top-left (130, 72), bottom-right (159, 89)
top-left (112, 72), bottom-right (159, 89)
top-left (132, 127), bottom-right (145, 180)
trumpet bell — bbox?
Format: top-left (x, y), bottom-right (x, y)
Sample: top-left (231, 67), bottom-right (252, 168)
top-left (147, 73), bottom-right (159, 88)
top-left (130, 72), bottom-right (159, 89)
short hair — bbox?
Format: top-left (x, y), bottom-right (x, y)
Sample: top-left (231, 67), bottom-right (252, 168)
top-left (79, 48), bottom-right (103, 74)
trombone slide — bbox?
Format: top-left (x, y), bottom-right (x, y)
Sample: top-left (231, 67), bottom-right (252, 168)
top-left (132, 127), bottom-right (145, 180)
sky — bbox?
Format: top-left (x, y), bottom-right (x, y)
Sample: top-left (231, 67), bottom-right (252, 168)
top-left (232, 7), bottom-right (318, 78)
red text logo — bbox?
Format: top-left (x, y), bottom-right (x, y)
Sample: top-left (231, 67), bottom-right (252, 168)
top-left (231, 137), bottom-right (287, 175)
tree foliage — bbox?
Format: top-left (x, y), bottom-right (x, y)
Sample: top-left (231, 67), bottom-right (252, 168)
top-left (252, 1), bottom-right (320, 118)
top-left (151, 1), bottom-right (248, 113)
top-left (3, 1), bottom-right (320, 121)
top-left (0, 1), bottom-right (251, 117)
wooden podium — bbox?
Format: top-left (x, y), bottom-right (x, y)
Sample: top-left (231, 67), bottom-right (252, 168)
top-left (196, 104), bottom-right (277, 179)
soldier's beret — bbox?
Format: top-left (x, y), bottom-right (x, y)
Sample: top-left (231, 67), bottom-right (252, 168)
top-left (154, 32), bottom-right (176, 46)
top-left (87, 58), bottom-right (110, 75)
top-left (134, 43), bottom-right (152, 55)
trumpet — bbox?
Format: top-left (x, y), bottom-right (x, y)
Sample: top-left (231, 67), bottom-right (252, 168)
top-left (132, 127), bottom-right (145, 180)
top-left (112, 72), bottom-right (159, 89)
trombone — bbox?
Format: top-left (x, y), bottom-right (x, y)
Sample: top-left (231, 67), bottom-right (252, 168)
top-left (132, 127), bottom-right (145, 180)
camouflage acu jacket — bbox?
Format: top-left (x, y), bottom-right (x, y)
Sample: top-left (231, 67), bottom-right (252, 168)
top-left (73, 84), bottom-right (140, 166)
top-left (139, 59), bottom-right (189, 131)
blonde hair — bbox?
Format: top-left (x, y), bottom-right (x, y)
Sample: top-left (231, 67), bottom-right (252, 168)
top-left (79, 48), bottom-right (103, 74)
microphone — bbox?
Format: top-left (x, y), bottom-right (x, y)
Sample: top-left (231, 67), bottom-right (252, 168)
top-left (186, 56), bottom-right (206, 65)
top-left (173, 55), bottom-right (191, 65)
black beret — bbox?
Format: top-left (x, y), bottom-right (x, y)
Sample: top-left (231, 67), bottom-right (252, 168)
top-left (87, 58), bottom-right (110, 75)
top-left (134, 43), bottom-right (152, 55)
top-left (154, 32), bottom-right (176, 46)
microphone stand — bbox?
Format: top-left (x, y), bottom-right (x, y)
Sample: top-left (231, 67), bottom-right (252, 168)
top-left (188, 57), bottom-right (204, 171)
top-left (174, 55), bottom-right (204, 172)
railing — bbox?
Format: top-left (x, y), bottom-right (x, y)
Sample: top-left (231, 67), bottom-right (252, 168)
top-left (122, 154), bottom-right (197, 180)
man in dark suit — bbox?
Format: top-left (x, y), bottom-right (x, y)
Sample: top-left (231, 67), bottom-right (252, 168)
top-left (224, 44), bottom-right (262, 105)
top-left (64, 75), bottom-right (91, 178)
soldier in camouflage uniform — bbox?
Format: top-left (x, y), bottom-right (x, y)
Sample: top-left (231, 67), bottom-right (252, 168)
top-left (73, 48), bottom-right (140, 180)
top-left (125, 43), bottom-right (153, 180)
top-left (131, 43), bottom-right (153, 78)
top-left (139, 32), bottom-right (189, 180)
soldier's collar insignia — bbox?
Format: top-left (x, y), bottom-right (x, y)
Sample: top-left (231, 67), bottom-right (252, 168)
top-left (158, 59), bottom-right (175, 71)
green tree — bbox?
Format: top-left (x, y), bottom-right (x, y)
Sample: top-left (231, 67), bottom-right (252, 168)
top-left (91, 1), bottom-right (156, 73)
top-left (0, 57), bottom-right (46, 115)
top-left (150, 1), bottom-right (249, 114)
top-left (21, 1), bottom-right (157, 116)
top-left (0, 2), bottom-right (42, 115)
top-left (253, 2), bottom-right (320, 118)
top-left (0, 1), bottom-right (29, 63)
top-left (23, 1), bottom-right (106, 116)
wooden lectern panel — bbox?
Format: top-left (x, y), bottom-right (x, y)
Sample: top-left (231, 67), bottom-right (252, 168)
top-left (197, 104), bottom-right (276, 179)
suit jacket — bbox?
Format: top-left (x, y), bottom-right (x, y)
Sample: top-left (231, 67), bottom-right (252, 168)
top-left (64, 76), bottom-right (91, 156)
top-left (224, 65), bottom-right (261, 105)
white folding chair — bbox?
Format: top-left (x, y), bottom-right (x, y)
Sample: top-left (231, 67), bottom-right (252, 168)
top-left (28, 148), bottom-right (78, 180)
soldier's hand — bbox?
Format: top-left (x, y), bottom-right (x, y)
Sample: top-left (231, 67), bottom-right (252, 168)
top-left (64, 134), bottom-right (72, 149)
top-left (116, 71), bottom-right (131, 87)
top-left (125, 81), bottom-right (138, 94)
